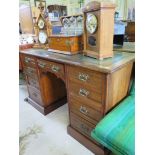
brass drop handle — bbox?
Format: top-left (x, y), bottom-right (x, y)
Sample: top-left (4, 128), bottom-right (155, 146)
top-left (78, 73), bottom-right (89, 82)
top-left (79, 88), bottom-right (89, 97)
top-left (80, 106), bottom-right (88, 114)
top-left (28, 70), bottom-right (33, 74)
top-left (25, 57), bottom-right (31, 63)
top-left (38, 62), bottom-right (46, 68)
top-left (25, 57), bottom-right (35, 64)
top-left (51, 65), bottom-right (60, 72)
top-left (27, 67), bottom-right (34, 74)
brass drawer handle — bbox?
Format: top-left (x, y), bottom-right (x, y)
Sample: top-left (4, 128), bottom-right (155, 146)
top-left (28, 70), bottom-right (33, 74)
top-left (79, 88), bottom-right (89, 97)
top-left (25, 57), bottom-right (31, 63)
top-left (25, 57), bottom-right (35, 64)
top-left (80, 106), bottom-right (88, 114)
top-left (38, 62), bottom-right (46, 68)
top-left (27, 67), bottom-right (34, 74)
top-left (79, 73), bottom-right (89, 82)
top-left (51, 65), bottom-right (60, 72)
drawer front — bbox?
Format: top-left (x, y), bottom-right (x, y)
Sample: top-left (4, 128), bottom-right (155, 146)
top-left (21, 54), bottom-right (37, 68)
top-left (27, 76), bottom-right (39, 90)
top-left (67, 66), bottom-right (104, 93)
top-left (24, 66), bottom-right (38, 79)
top-left (28, 85), bottom-right (42, 106)
top-left (70, 112), bottom-right (95, 138)
top-left (70, 98), bottom-right (103, 125)
top-left (37, 59), bottom-right (65, 78)
top-left (69, 82), bottom-right (102, 103)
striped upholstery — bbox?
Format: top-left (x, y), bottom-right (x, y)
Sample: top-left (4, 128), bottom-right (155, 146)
top-left (91, 82), bottom-right (135, 155)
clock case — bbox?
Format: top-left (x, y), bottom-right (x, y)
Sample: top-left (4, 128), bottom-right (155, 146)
top-left (83, 1), bottom-right (116, 60)
top-left (33, 13), bottom-right (52, 49)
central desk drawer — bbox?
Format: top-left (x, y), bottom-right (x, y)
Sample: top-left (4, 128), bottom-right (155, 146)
top-left (70, 112), bottom-right (95, 139)
top-left (69, 82), bottom-right (102, 103)
top-left (67, 66), bottom-right (104, 93)
top-left (37, 59), bottom-right (65, 78)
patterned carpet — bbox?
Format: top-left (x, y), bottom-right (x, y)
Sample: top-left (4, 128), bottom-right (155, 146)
top-left (19, 84), bottom-right (94, 155)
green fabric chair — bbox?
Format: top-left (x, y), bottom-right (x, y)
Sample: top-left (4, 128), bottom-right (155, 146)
top-left (91, 81), bottom-right (135, 155)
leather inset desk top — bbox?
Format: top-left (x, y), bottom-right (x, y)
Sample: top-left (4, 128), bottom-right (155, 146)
top-left (20, 49), bottom-right (135, 74)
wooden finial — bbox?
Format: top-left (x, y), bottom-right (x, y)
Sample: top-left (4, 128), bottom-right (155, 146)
top-left (38, 0), bottom-right (45, 13)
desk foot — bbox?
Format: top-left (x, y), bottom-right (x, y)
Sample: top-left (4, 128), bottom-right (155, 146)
top-left (67, 125), bottom-right (109, 155)
top-left (25, 97), bottom-right (67, 115)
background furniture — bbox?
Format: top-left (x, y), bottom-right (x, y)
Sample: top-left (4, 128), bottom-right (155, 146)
top-left (20, 49), bottom-right (134, 154)
top-left (113, 42), bottom-right (135, 53)
top-left (19, 5), bottom-right (34, 34)
top-left (47, 5), bottom-right (67, 26)
top-left (124, 21), bottom-right (135, 42)
top-left (91, 80), bottom-right (135, 155)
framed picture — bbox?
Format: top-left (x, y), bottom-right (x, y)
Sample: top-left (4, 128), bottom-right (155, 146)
top-left (35, 0), bottom-right (46, 9)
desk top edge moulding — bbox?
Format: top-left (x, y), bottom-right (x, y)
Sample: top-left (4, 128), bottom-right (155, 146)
top-left (82, 1), bottom-right (116, 60)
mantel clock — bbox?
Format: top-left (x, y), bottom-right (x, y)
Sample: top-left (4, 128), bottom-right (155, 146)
top-left (82, 1), bottom-right (116, 59)
top-left (33, 1), bottom-right (52, 49)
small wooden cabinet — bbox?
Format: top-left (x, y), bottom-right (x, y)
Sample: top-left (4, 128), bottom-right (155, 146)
top-left (48, 35), bottom-right (83, 54)
top-left (20, 49), bottom-right (134, 154)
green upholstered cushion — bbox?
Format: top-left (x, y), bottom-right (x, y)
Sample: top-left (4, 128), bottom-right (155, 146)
top-left (91, 96), bottom-right (135, 155)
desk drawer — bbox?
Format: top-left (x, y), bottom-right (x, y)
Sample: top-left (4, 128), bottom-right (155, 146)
top-left (27, 76), bottom-right (39, 90)
top-left (70, 98), bottom-right (103, 125)
top-left (67, 66), bottom-right (104, 93)
top-left (24, 67), bottom-right (38, 79)
top-left (21, 54), bottom-right (37, 68)
top-left (37, 59), bottom-right (65, 78)
top-left (28, 85), bottom-right (42, 106)
top-left (69, 82), bottom-right (102, 103)
top-left (70, 112), bottom-right (95, 139)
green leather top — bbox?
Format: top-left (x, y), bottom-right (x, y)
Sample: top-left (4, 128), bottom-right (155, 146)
top-left (91, 82), bottom-right (135, 155)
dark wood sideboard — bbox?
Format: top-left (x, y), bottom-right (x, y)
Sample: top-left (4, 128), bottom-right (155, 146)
top-left (20, 49), bottom-right (135, 155)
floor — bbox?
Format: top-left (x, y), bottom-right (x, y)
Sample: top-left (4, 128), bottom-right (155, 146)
top-left (19, 83), bottom-right (94, 155)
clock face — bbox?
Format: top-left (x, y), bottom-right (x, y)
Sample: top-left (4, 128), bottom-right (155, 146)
top-left (86, 13), bottom-right (98, 34)
top-left (38, 31), bottom-right (47, 44)
top-left (38, 18), bottom-right (45, 29)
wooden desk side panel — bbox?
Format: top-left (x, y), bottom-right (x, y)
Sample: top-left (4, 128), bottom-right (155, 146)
top-left (105, 62), bottom-right (133, 113)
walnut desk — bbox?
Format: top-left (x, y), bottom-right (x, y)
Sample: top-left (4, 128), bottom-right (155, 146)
top-left (20, 49), bottom-right (135, 154)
